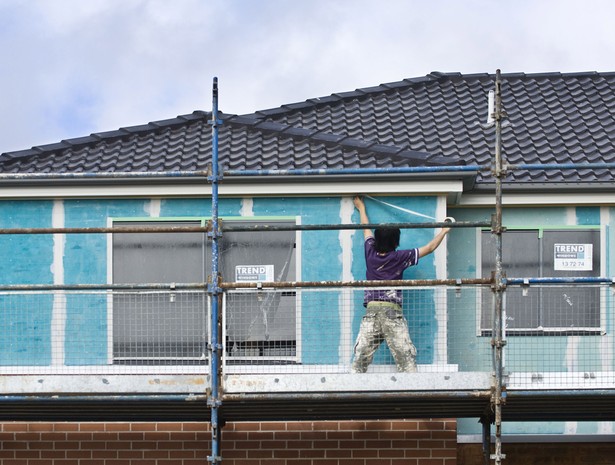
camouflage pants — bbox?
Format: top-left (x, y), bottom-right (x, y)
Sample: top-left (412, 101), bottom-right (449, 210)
top-left (351, 302), bottom-right (417, 373)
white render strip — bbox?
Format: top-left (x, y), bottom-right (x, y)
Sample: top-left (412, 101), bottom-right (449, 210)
top-left (434, 196), bottom-right (449, 365)
top-left (50, 200), bottom-right (66, 366)
top-left (338, 197), bottom-right (355, 366)
top-left (0, 180), bottom-right (464, 199)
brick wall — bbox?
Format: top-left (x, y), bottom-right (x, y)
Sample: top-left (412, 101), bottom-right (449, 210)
top-left (0, 419), bottom-right (457, 465)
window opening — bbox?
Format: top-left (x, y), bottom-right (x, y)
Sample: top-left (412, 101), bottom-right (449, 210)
top-left (480, 228), bottom-right (601, 334)
top-left (110, 217), bottom-right (298, 364)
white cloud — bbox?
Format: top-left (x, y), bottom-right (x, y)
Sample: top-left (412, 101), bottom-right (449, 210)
top-left (1, 0), bottom-right (614, 153)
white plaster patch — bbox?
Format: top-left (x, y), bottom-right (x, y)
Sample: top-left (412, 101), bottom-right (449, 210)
top-left (339, 197), bottom-right (355, 365)
top-left (433, 195), bottom-right (449, 365)
top-left (240, 198), bottom-right (254, 216)
top-left (565, 335), bottom-right (580, 372)
top-left (566, 206), bottom-right (576, 225)
top-left (51, 200), bottom-right (66, 366)
top-left (564, 421), bottom-right (578, 435)
top-left (600, 207), bottom-right (613, 371)
top-left (146, 198), bottom-right (161, 217)
top-left (597, 421), bottom-right (613, 434)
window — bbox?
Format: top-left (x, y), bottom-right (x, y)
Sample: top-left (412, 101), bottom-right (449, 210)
top-left (110, 218), bottom-right (298, 363)
top-left (480, 228), bottom-right (601, 334)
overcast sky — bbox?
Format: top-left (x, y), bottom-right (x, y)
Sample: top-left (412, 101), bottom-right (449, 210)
top-left (1, 0), bottom-right (614, 153)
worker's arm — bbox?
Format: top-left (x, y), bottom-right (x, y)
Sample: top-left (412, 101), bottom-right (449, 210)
top-left (418, 227), bottom-right (450, 258)
top-left (353, 196), bottom-right (373, 240)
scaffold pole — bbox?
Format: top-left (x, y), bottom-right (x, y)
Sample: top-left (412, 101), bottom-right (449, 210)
top-left (491, 69), bottom-right (507, 464)
top-left (208, 77), bottom-right (223, 465)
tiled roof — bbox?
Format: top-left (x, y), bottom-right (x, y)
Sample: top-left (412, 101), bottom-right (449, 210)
top-left (2, 71), bottom-right (615, 188)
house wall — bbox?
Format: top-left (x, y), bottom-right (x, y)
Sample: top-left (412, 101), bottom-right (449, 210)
top-left (0, 194), bottom-right (444, 368)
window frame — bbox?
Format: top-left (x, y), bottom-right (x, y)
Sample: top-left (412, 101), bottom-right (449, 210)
top-left (477, 225), bottom-right (606, 336)
top-left (107, 216), bottom-right (301, 364)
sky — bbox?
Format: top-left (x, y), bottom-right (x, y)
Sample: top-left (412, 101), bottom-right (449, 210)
top-left (1, 0), bottom-right (614, 154)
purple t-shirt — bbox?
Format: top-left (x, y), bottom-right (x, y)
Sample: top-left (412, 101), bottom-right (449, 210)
top-left (363, 236), bottom-right (419, 306)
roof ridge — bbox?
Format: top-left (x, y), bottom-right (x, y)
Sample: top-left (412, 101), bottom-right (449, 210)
top-left (247, 70), bottom-right (613, 121)
top-left (249, 71), bottom-right (492, 119)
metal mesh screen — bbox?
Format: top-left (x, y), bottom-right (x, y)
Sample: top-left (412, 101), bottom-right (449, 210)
top-left (0, 290), bottom-right (210, 374)
top-left (222, 285), bottom-right (493, 374)
top-left (504, 283), bottom-right (614, 389)
top-left (0, 284), bottom-right (612, 389)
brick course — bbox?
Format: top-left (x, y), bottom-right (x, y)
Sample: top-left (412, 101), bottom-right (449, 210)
top-left (0, 419), bottom-right (456, 465)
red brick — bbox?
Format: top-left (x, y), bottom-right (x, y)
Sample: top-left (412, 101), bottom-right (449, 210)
top-left (66, 450), bottom-right (92, 459)
top-left (286, 422), bottom-right (315, 431)
top-left (247, 448), bottom-right (273, 458)
top-left (313, 421), bottom-right (340, 431)
top-left (13, 451), bottom-right (41, 459)
top-left (391, 420), bottom-right (421, 430)
top-left (79, 423), bottom-right (105, 432)
top-left (273, 449), bottom-right (300, 459)
top-left (104, 422), bottom-right (131, 431)
top-left (26, 424), bottom-right (53, 433)
top-left (365, 439), bottom-right (394, 449)
top-left (378, 448), bottom-right (406, 458)
top-left (325, 448), bottom-right (353, 458)
top-left (419, 439), bottom-right (446, 449)
top-left (53, 423), bottom-right (79, 432)
top-left (338, 420), bottom-right (367, 430)
top-left (155, 422), bottom-right (183, 431)
top-left (230, 422), bottom-right (260, 431)
top-left (1, 423), bottom-right (28, 432)
top-left (260, 421), bottom-right (289, 431)
top-left (130, 422), bottom-right (157, 432)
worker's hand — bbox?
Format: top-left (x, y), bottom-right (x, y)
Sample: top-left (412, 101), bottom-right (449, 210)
top-left (353, 196), bottom-right (365, 211)
top-left (441, 216), bottom-right (455, 234)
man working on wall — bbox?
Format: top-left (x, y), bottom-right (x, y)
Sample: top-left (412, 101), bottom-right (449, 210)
top-left (351, 196), bottom-right (450, 373)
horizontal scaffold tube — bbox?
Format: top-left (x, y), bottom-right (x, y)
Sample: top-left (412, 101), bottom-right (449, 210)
top-left (0, 279), bottom-right (492, 292)
top-left (223, 165), bottom-right (484, 177)
top-left (220, 278), bottom-right (493, 289)
top-left (505, 276), bottom-right (615, 285)
top-left (505, 162), bottom-right (615, 171)
top-left (0, 283), bottom-right (207, 291)
top-left (0, 170), bottom-right (210, 180)
top-left (0, 221), bottom-right (490, 235)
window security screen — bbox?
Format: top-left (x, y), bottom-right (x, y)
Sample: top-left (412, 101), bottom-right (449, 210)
top-left (220, 222), bottom-right (297, 358)
top-left (112, 221), bottom-right (207, 361)
top-left (481, 229), bottom-right (600, 333)
top-left (111, 219), bottom-right (297, 362)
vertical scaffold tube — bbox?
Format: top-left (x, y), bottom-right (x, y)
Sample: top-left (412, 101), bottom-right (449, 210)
top-left (491, 69), bottom-right (506, 464)
top-left (208, 77), bottom-right (222, 465)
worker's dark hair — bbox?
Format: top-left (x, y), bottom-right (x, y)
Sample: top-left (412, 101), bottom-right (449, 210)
top-left (374, 227), bottom-right (400, 253)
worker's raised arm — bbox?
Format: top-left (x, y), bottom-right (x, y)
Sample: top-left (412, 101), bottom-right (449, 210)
top-left (417, 226), bottom-right (450, 258)
top-left (353, 196), bottom-right (373, 240)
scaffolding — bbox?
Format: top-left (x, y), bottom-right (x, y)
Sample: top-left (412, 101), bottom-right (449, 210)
top-left (0, 71), bottom-right (614, 465)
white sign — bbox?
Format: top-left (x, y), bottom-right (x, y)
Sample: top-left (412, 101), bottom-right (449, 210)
top-left (235, 265), bottom-right (275, 282)
top-left (554, 244), bottom-right (593, 271)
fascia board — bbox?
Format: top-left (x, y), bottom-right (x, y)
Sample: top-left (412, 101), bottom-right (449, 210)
top-left (459, 192), bottom-right (615, 207)
top-left (0, 180), bottom-right (463, 199)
